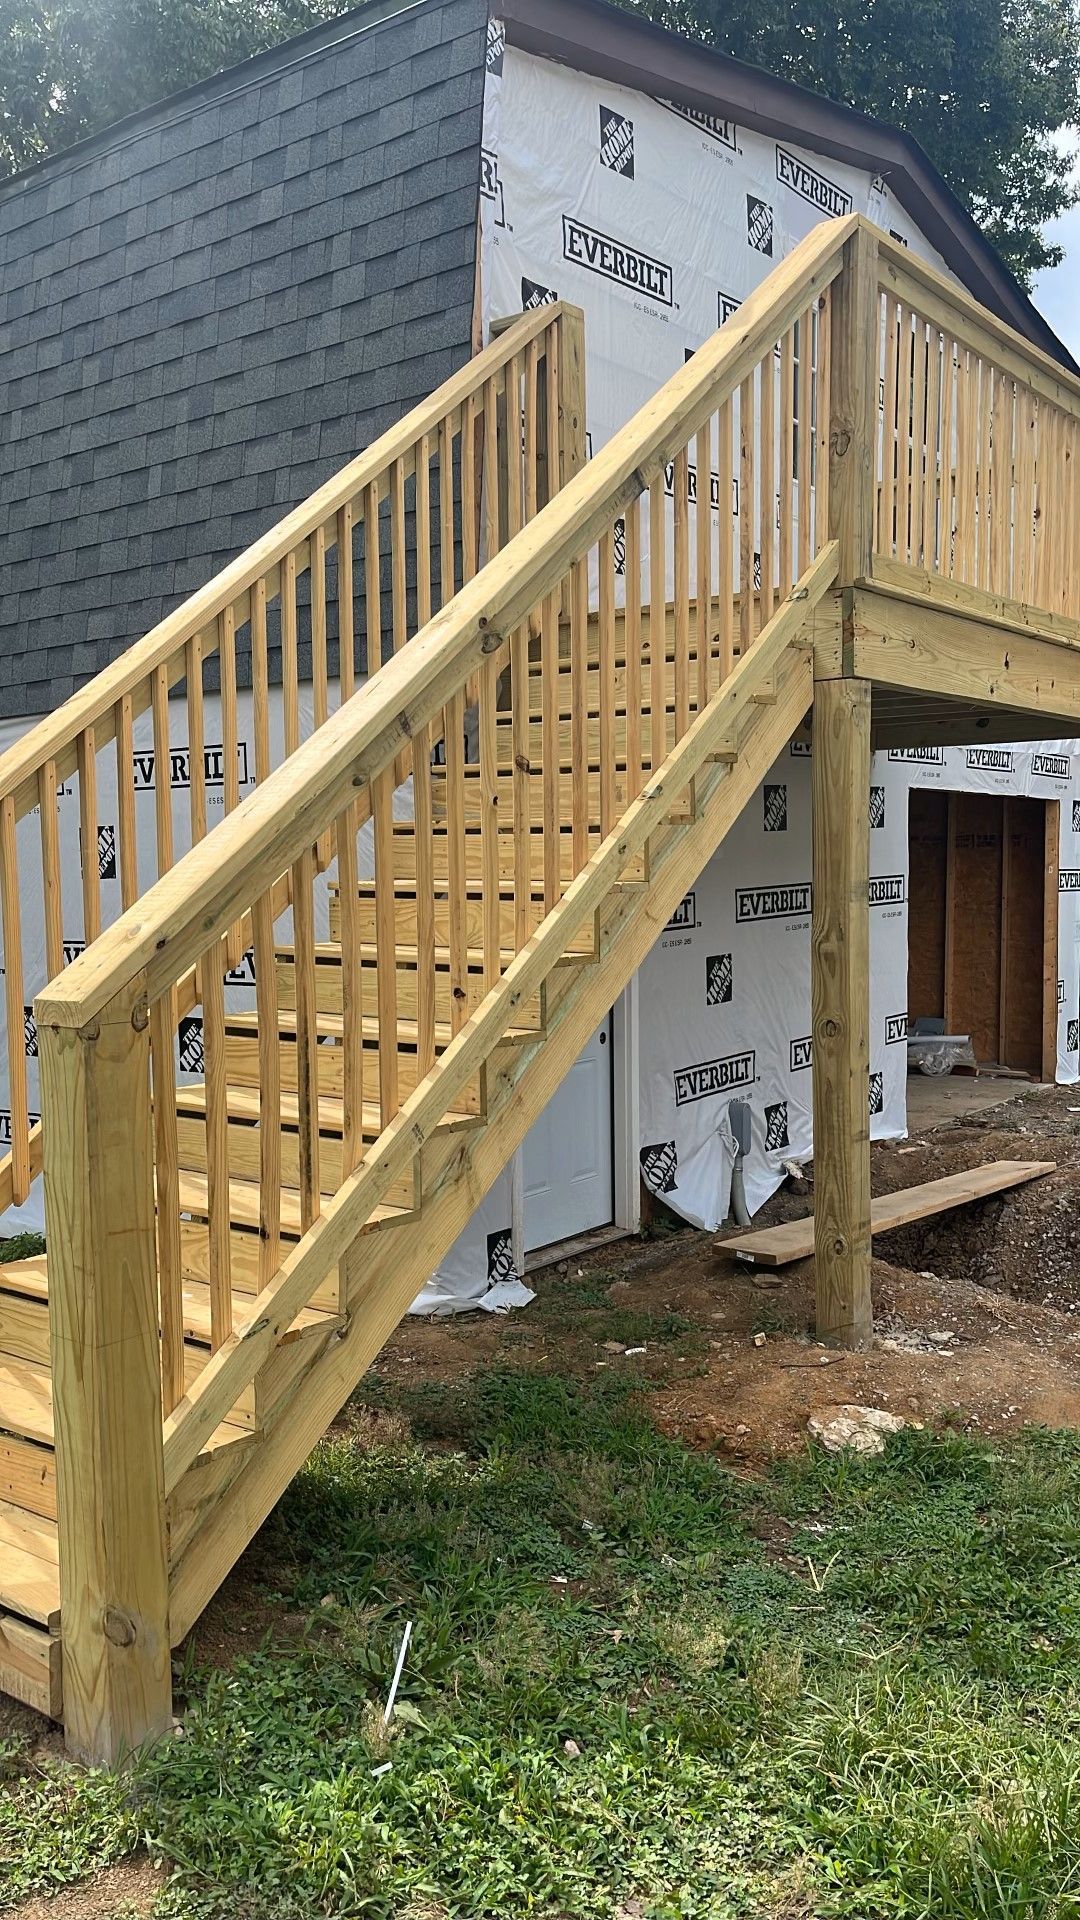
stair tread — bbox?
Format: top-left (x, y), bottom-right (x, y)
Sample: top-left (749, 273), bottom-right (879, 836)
top-left (0, 1256), bottom-right (333, 1347)
top-left (0, 1343), bottom-right (254, 1463)
top-left (0, 1502), bottom-right (60, 1631)
top-left (224, 1007), bottom-right (539, 1048)
top-left (176, 1081), bottom-right (480, 1137)
top-left (175, 1169), bottom-right (411, 1237)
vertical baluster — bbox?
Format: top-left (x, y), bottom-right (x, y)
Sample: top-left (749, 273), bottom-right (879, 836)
top-left (909, 316), bottom-right (927, 567)
top-left (281, 551), bottom-right (300, 755)
top-left (370, 769), bottom-right (399, 1126)
top-left (438, 415), bottom-right (455, 610)
top-left (879, 293), bottom-right (899, 557)
top-left (187, 631), bottom-right (207, 843)
top-left (251, 576), bottom-right (271, 783)
top-left (218, 605), bottom-right (244, 962)
top-left (38, 761), bottom-right (62, 981)
top-left (251, 885), bottom-right (281, 1287)
top-left (673, 448), bottom-right (690, 737)
top-left (201, 937), bottom-right (232, 1350)
top-left (758, 342), bottom-right (775, 626)
top-left (696, 417), bottom-right (713, 712)
top-left (150, 989), bottom-right (183, 1415)
top-left (334, 806), bottom-right (363, 1178)
top-left (390, 464), bottom-right (407, 654)
top-left (506, 363), bottom-right (531, 949)
top-left (410, 718), bottom-right (437, 1074)
top-left (115, 693), bottom-right (138, 910)
top-left (599, 526), bottom-right (617, 835)
top-left (624, 497), bottom-right (643, 800)
top-left (570, 558), bottom-right (590, 869)
top-left (717, 398), bottom-right (734, 684)
top-left (648, 482), bottom-right (666, 771)
top-left (337, 503), bottom-right (355, 703)
top-left (778, 333), bottom-right (795, 600)
top-left (1033, 401), bottom-right (1052, 611)
top-left (939, 336), bottom-right (958, 580)
top-left (444, 688), bottom-right (469, 1033)
top-left (0, 799), bottom-right (29, 1203)
top-left (291, 844), bottom-right (320, 1225)
top-left (524, 339), bottom-right (540, 524)
top-left (480, 376), bottom-right (504, 979)
top-left (921, 326), bottom-right (942, 572)
top-left (311, 526), bottom-right (329, 732)
top-left (796, 311), bottom-right (813, 575)
top-left (976, 364), bottom-right (995, 594)
top-left (461, 397), bottom-right (479, 584)
top-left (416, 433), bottom-right (433, 629)
top-left (151, 665), bottom-right (174, 875)
top-left (76, 727), bottom-right (101, 942)
top-left (990, 372), bottom-right (1012, 599)
top-left (739, 371), bottom-right (756, 651)
top-left (365, 480), bottom-right (382, 682)
top-left (955, 345), bottom-right (976, 583)
top-left (541, 592), bottom-right (560, 911)
top-left (1015, 385), bottom-right (1037, 603)
top-left (814, 289), bottom-right (832, 556)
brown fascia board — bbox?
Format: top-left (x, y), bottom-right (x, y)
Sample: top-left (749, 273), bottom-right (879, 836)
top-left (499, 0), bottom-right (1078, 375)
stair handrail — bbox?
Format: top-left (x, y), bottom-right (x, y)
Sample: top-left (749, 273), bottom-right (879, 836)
top-left (0, 298), bottom-right (584, 1211)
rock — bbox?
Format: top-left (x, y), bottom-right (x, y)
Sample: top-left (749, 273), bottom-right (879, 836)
top-left (752, 1331), bottom-right (767, 1348)
top-left (563, 1738), bottom-right (581, 1758)
top-left (808, 1404), bottom-right (906, 1455)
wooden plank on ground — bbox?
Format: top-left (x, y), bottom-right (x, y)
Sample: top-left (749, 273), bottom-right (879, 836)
top-left (718, 1159), bottom-right (1055, 1268)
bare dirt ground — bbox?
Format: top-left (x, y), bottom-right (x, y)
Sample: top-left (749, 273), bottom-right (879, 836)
top-left (358, 1074), bottom-right (1080, 1471)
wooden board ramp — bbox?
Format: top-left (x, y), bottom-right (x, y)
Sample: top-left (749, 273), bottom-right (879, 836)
top-left (717, 1160), bottom-right (1056, 1268)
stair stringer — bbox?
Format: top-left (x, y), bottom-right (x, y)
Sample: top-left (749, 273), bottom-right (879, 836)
top-left (167, 636), bottom-right (814, 1645)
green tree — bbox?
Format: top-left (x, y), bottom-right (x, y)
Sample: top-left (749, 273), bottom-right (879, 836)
top-left (0, 0), bottom-right (346, 179)
top-left (618, 0), bottom-right (1080, 283)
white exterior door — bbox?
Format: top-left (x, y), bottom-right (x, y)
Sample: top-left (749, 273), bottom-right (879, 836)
top-left (522, 1017), bottom-right (613, 1252)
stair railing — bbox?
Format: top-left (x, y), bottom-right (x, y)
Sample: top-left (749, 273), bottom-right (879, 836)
top-left (0, 299), bottom-right (584, 1218)
top-left (873, 234), bottom-right (1080, 621)
top-left (35, 210), bottom-right (856, 1760)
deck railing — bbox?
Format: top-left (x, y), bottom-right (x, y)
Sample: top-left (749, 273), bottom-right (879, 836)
top-left (874, 235), bottom-right (1080, 618)
top-left (0, 299), bottom-right (583, 1219)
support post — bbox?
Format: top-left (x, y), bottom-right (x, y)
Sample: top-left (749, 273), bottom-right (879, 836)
top-left (555, 302), bottom-right (587, 488)
top-left (39, 974), bottom-right (171, 1762)
top-left (811, 676), bottom-right (872, 1347)
top-left (827, 220), bottom-right (879, 585)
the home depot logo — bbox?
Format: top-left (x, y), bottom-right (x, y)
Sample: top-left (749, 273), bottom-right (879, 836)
top-left (665, 892), bottom-right (698, 932)
top-left (95, 822), bottom-right (116, 880)
top-left (775, 146), bottom-right (852, 218)
top-left (1073, 799), bottom-right (1080, 833)
top-left (746, 196), bottom-right (773, 255)
top-left (132, 742), bottom-right (249, 791)
top-left (869, 1070), bottom-right (884, 1116)
top-left (1059, 869), bottom-right (1080, 892)
top-left (661, 100), bottom-right (737, 150)
top-left (178, 1015), bottom-right (204, 1074)
top-left (599, 105), bottom-right (634, 177)
top-left (705, 952), bottom-right (733, 1005)
top-left (869, 875), bottom-right (905, 907)
top-left (612, 518), bottom-right (626, 575)
top-left (735, 882), bottom-right (812, 922)
top-left (640, 1139), bottom-right (678, 1194)
top-left (22, 1007), bottom-right (36, 1058)
top-left (674, 1049), bottom-right (756, 1107)
top-left (486, 1228), bottom-right (515, 1286)
top-left (967, 747), bottom-right (1013, 772)
top-left (868, 786), bottom-right (886, 830)
top-left (486, 17), bottom-right (504, 71)
top-left (224, 947), bottom-right (256, 987)
top-left (763, 1101), bottom-right (789, 1152)
top-left (562, 216), bottom-right (673, 306)
top-left (1069, 1018), bottom-right (1080, 1053)
top-left (790, 1036), bottom-right (813, 1072)
top-left (479, 149), bottom-right (505, 226)
top-left (521, 276), bottom-right (557, 311)
top-left (763, 784), bottom-right (787, 833)
top-left (888, 747), bottom-right (944, 763)
top-left (885, 1013), bottom-right (908, 1045)
top-left (1033, 752), bottom-right (1071, 779)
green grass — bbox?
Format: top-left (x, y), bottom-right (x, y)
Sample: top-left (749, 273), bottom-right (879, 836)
top-left (1, 1371), bottom-right (1078, 1918)
top-left (0, 1230), bottom-right (44, 1263)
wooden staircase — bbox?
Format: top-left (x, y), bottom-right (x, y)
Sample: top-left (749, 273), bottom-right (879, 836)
top-left (15, 207), bottom-right (1064, 1759)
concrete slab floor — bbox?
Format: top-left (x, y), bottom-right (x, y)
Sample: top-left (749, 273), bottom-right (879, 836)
top-left (905, 1068), bottom-right (1044, 1131)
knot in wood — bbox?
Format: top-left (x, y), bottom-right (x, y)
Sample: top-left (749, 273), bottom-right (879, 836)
top-left (103, 1607), bottom-right (137, 1648)
top-left (830, 427), bottom-right (851, 458)
top-left (131, 996), bottom-right (150, 1033)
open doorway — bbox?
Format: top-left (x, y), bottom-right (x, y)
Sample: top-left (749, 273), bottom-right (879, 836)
top-left (907, 789), bottom-right (1058, 1077)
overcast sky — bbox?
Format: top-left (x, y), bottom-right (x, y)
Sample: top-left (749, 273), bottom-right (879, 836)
top-left (1031, 136), bottom-right (1080, 359)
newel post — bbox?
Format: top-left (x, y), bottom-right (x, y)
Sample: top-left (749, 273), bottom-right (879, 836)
top-left (811, 221), bottom-right (879, 1348)
top-left (555, 302), bottom-right (587, 490)
top-left (39, 973), bottom-right (171, 1762)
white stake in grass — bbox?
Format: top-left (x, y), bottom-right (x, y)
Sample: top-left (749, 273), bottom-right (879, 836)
top-left (384, 1619), bottom-right (413, 1724)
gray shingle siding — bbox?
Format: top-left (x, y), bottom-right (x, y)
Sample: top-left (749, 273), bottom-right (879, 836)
top-left (0, 0), bottom-right (488, 718)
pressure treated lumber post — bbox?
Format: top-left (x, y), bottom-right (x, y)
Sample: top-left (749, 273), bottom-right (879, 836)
top-left (827, 220), bottom-right (878, 585)
top-left (555, 303), bottom-right (587, 487)
top-left (38, 974), bottom-right (171, 1762)
top-left (811, 677), bottom-right (872, 1347)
